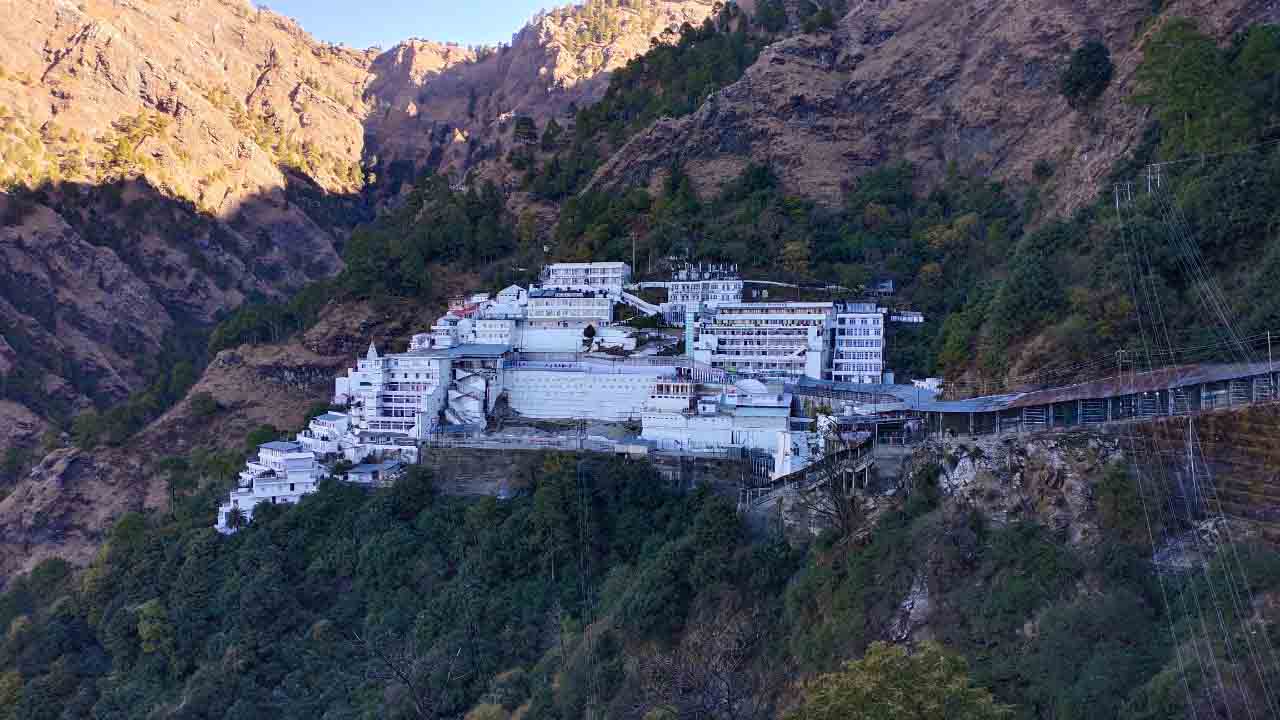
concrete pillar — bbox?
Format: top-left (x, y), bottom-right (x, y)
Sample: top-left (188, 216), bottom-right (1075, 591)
top-left (969, 412), bottom-right (975, 436)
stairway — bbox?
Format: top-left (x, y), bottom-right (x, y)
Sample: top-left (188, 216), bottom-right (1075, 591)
top-left (619, 291), bottom-right (661, 316)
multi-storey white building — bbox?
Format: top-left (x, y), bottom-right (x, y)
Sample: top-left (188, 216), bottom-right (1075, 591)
top-left (832, 302), bottom-right (887, 385)
top-left (640, 378), bottom-right (794, 457)
top-left (216, 441), bottom-right (322, 532)
top-left (527, 289), bottom-right (613, 323)
top-left (665, 263), bottom-right (744, 322)
top-left (296, 412), bottom-right (350, 457)
top-left (693, 302), bottom-right (834, 380)
top-left (336, 343), bottom-right (450, 438)
top-left (540, 262), bottom-right (631, 293)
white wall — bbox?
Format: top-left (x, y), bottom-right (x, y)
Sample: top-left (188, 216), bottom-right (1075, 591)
top-left (519, 327), bottom-right (594, 352)
top-left (505, 368), bottom-right (670, 420)
top-left (641, 412), bottom-right (732, 449)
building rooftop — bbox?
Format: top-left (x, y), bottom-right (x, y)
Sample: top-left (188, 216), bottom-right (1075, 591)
top-left (545, 261), bottom-right (629, 269)
top-left (315, 412), bottom-right (347, 422)
top-left (349, 460), bottom-right (403, 474)
top-left (400, 343), bottom-right (514, 359)
top-left (529, 288), bottom-right (612, 299)
top-left (259, 440), bottom-right (304, 452)
top-left (715, 302), bottom-right (834, 311)
top-left (449, 344), bottom-right (514, 359)
top-left (733, 378), bottom-right (769, 395)
top-left (732, 406), bottom-right (792, 417)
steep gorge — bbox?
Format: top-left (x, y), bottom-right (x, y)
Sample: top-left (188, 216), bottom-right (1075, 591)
top-left (0, 0), bottom-right (715, 463)
top-left (590, 0), bottom-right (1277, 213)
top-left (3, 0), bottom-right (1280, 589)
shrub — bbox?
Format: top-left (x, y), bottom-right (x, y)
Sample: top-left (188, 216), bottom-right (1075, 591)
top-left (187, 392), bottom-right (219, 419)
top-left (1061, 41), bottom-right (1114, 108)
top-left (755, 0), bottom-right (788, 32)
top-left (786, 641), bottom-right (1013, 720)
top-left (1032, 158), bottom-right (1056, 181)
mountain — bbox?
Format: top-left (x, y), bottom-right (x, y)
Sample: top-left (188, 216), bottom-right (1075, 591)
top-left (0, 0), bottom-right (374, 464)
top-left (0, 0), bottom-right (719, 488)
top-left (589, 0), bottom-right (1276, 213)
top-left (363, 0), bottom-right (719, 191)
top-left (7, 1), bottom-right (1280, 718)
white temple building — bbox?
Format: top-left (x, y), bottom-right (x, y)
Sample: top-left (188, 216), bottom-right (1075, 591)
top-left (692, 302), bottom-right (834, 380)
top-left (215, 440), bottom-right (323, 532)
top-left (661, 263), bottom-right (744, 323)
top-left (540, 261), bottom-right (631, 292)
top-left (832, 302), bottom-right (886, 385)
top-left (214, 260), bottom-right (902, 533)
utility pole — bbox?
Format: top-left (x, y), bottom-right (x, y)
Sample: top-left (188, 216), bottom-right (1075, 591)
top-left (1269, 330), bottom-right (1275, 400)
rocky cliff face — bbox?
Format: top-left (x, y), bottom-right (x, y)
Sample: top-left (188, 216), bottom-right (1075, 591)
top-left (0, 0), bottom-right (376, 454)
top-left (588, 0), bottom-right (1278, 213)
top-left (0, 0), bottom-right (711, 463)
top-left (0, 297), bottom-right (426, 582)
top-left (363, 0), bottom-right (718, 190)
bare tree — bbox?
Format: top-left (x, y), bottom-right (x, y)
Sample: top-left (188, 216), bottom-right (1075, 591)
top-left (784, 428), bottom-right (871, 539)
top-left (349, 631), bottom-right (469, 720)
top-left (630, 606), bottom-right (771, 720)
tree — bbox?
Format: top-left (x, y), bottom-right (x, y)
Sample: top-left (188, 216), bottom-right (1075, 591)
top-left (350, 631), bottom-right (469, 720)
top-left (630, 605), bottom-right (770, 720)
top-left (1060, 41), bottom-right (1113, 109)
top-left (583, 324), bottom-right (597, 348)
top-left (188, 391), bottom-right (219, 418)
top-left (755, 0), bottom-right (787, 32)
top-left (785, 642), bottom-right (1013, 720)
top-left (226, 506), bottom-right (247, 531)
top-left (802, 5), bottom-right (835, 33)
top-left (781, 238), bottom-right (811, 276)
top-left (785, 430), bottom-right (869, 539)
top-left (513, 116), bottom-right (538, 144)
top-left (540, 118), bottom-right (563, 151)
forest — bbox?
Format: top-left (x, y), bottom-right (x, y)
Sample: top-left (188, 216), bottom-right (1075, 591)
top-left (7, 9), bottom-right (1280, 720)
top-left (4, 450), bottom-right (1279, 719)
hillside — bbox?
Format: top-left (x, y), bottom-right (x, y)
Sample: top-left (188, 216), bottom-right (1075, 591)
top-left (4, 0), bottom-right (1280, 585)
top-left (0, 0), bottom-right (374, 473)
top-left (3, 432), bottom-right (1280, 719)
top-left (589, 0), bottom-right (1274, 212)
top-left (6, 1), bottom-right (1280, 718)
top-left (0, 0), bottom-right (720, 490)
top-left (364, 0), bottom-right (720, 191)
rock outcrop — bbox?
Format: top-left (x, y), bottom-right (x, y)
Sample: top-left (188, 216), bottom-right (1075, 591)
top-left (0, 0), bottom-right (711, 464)
top-left (588, 0), bottom-right (1279, 213)
top-left (0, 297), bottom-right (426, 583)
top-left (363, 0), bottom-right (718, 188)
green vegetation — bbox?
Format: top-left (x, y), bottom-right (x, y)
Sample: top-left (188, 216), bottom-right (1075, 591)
top-left (1135, 21), bottom-right (1280, 157)
top-left (786, 641), bottom-right (1012, 720)
top-left (5, 443), bottom-right (1277, 719)
top-left (523, 10), bottom-right (763, 202)
top-left (71, 356), bottom-right (202, 449)
top-left (754, 0), bottom-right (788, 33)
top-left (0, 455), bottom-right (791, 719)
top-left (341, 177), bottom-right (513, 296)
top-left (1060, 41), bottom-right (1114, 109)
top-left (207, 280), bottom-right (337, 353)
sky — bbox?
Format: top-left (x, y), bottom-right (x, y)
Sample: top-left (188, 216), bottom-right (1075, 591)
top-left (265, 0), bottom-right (561, 49)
